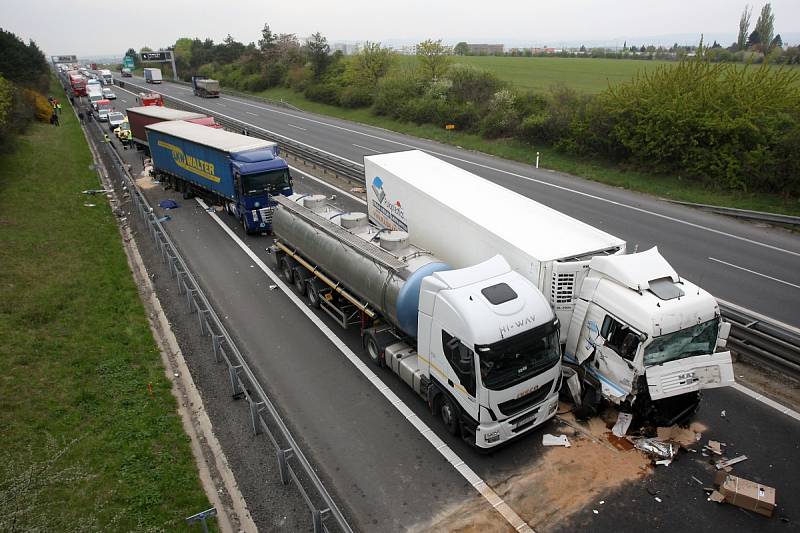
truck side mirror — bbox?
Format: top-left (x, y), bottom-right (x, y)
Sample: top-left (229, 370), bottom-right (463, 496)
top-left (717, 321), bottom-right (731, 348)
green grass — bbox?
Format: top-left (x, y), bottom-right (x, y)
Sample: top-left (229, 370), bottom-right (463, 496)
top-left (255, 86), bottom-right (800, 216)
top-left (0, 78), bottom-right (212, 530)
top-left (400, 56), bottom-right (673, 93)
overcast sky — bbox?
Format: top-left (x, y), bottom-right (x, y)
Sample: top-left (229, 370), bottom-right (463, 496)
top-left (5, 0), bottom-right (800, 57)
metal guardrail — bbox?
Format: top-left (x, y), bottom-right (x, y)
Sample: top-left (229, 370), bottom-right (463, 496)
top-left (89, 121), bottom-right (353, 533)
top-left (115, 80), bottom-right (800, 381)
top-left (666, 200), bottom-right (800, 227)
top-left (720, 302), bottom-right (800, 379)
top-left (119, 79), bottom-right (365, 186)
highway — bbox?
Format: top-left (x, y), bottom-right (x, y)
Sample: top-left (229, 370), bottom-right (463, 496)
top-left (88, 86), bottom-right (800, 531)
top-left (119, 74), bottom-right (800, 328)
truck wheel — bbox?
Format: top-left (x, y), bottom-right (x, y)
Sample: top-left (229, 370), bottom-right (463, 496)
top-left (440, 396), bottom-right (459, 436)
top-left (364, 334), bottom-right (382, 367)
top-left (241, 215), bottom-right (250, 235)
top-left (280, 258), bottom-right (294, 283)
top-left (293, 269), bottom-right (306, 293)
top-left (306, 282), bottom-right (320, 308)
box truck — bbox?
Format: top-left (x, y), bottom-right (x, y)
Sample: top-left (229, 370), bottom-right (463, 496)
top-left (272, 194), bottom-right (561, 447)
top-left (146, 120), bottom-right (292, 233)
top-left (191, 76), bottom-right (220, 98)
top-left (364, 150), bottom-right (734, 425)
top-left (144, 68), bottom-right (162, 84)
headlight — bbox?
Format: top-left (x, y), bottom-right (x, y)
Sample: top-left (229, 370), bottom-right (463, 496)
top-left (484, 430), bottom-right (501, 443)
top-left (254, 201), bottom-right (261, 208)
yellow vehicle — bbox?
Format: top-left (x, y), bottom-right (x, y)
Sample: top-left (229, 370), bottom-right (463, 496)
top-left (114, 118), bottom-right (132, 143)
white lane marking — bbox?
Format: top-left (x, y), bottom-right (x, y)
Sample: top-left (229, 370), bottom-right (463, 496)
top-left (118, 84), bottom-right (363, 167)
top-left (246, 111), bottom-right (258, 117)
top-left (218, 95), bottom-right (800, 259)
top-left (218, 103), bottom-right (226, 107)
top-left (287, 123), bottom-right (306, 131)
top-left (731, 383), bottom-right (800, 422)
top-left (290, 167), bottom-right (366, 204)
top-left (196, 198), bottom-right (535, 533)
top-left (709, 257), bottom-right (800, 289)
top-left (353, 143), bottom-right (380, 153)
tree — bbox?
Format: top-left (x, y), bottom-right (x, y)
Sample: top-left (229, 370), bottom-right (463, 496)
top-left (640, 45), bottom-right (646, 53)
top-left (771, 34), bottom-right (783, 49)
top-left (579, 45), bottom-right (586, 53)
top-left (259, 23), bottom-right (276, 54)
top-left (416, 39), bottom-right (451, 80)
top-left (711, 40), bottom-right (721, 49)
top-left (737, 4), bottom-right (752, 51)
top-left (754, 2), bottom-right (775, 52)
top-left (747, 29), bottom-right (762, 48)
top-left (306, 32), bottom-right (331, 78)
top-left (454, 42), bottom-right (469, 56)
top-left (124, 47), bottom-right (139, 68)
top-left (351, 42), bottom-right (395, 86)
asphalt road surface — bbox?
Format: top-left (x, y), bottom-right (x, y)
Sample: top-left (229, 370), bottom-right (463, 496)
top-left (87, 89), bottom-right (800, 532)
top-left (118, 75), bottom-right (799, 328)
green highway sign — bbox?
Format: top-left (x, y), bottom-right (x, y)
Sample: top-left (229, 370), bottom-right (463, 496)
top-left (123, 56), bottom-right (135, 69)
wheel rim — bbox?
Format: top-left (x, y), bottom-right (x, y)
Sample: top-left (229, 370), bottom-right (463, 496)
top-left (441, 401), bottom-right (455, 428)
top-left (307, 283), bottom-right (318, 306)
top-left (366, 338), bottom-right (380, 364)
top-left (294, 273), bottom-right (305, 293)
top-left (282, 261), bottom-right (293, 282)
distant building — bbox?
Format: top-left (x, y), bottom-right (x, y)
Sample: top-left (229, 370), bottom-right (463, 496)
top-left (467, 43), bottom-right (504, 55)
top-left (393, 44), bottom-right (417, 55)
top-left (332, 42), bottom-right (362, 55)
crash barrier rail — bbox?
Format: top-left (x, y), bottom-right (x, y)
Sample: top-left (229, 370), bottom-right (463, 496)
top-left (666, 200), bottom-right (800, 227)
top-left (117, 79), bottom-right (364, 186)
top-left (114, 79), bottom-right (800, 380)
top-left (89, 122), bottom-right (354, 533)
top-left (720, 302), bottom-right (800, 379)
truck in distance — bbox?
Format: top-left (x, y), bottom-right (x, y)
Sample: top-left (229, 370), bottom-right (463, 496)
top-left (364, 150), bottom-right (734, 425)
top-left (191, 76), bottom-right (220, 98)
top-left (143, 68), bottom-right (162, 84)
top-left (121, 68), bottom-right (132, 77)
top-left (67, 73), bottom-right (87, 96)
top-left (272, 194), bottom-right (562, 447)
top-left (145, 120), bottom-right (293, 233)
top-left (137, 92), bottom-right (164, 107)
top-left (99, 69), bottom-right (113, 85)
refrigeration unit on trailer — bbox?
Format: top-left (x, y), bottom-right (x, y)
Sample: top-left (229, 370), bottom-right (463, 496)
top-left (272, 194), bottom-right (562, 448)
top-left (364, 150), bottom-right (734, 424)
top-left (146, 120), bottom-right (292, 233)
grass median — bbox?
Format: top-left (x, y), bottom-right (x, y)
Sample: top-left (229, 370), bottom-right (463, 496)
top-left (0, 80), bottom-right (212, 530)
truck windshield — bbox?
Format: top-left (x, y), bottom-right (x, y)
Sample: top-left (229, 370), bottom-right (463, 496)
top-left (242, 168), bottom-right (290, 195)
top-left (477, 322), bottom-right (560, 390)
top-left (644, 317), bottom-right (719, 366)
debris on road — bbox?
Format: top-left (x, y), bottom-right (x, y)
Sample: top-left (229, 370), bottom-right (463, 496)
top-left (654, 496), bottom-right (662, 503)
top-left (159, 199), bottom-right (180, 209)
top-left (82, 188), bottom-right (112, 195)
top-left (83, 203), bottom-right (96, 207)
top-left (156, 215), bottom-right (171, 223)
top-left (633, 437), bottom-right (677, 463)
top-left (350, 187), bottom-right (366, 193)
top-left (720, 410), bottom-right (727, 418)
top-left (542, 434), bottom-right (571, 447)
top-left (612, 412), bottom-right (633, 437)
top-left (715, 455), bottom-right (748, 470)
top-left (268, 285), bottom-right (278, 290)
top-left (710, 471), bottom-right (776, 517)
top-left (705, 440), bottom-right (723, 455)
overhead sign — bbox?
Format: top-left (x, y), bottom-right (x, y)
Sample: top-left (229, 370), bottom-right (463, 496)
top-left (123, 56), bottom-right (135, 69)
top-left (140, 51), bottom-right (172, 62)
top-left (52, 55), bottom-right (77, 63)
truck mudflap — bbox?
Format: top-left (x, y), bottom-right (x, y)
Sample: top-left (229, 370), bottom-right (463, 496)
top-left (645, 351), bottom-right (734, 401)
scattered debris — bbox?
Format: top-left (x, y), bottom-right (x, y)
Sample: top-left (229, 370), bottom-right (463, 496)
top-left (592, 509), bottom-right (599, 515)
top-left (83, 203), bottom-right (96, 207)
top-left (268, 285), bottom-right (278, 290)
top-left (706, 440), bottom-right (723, 455)
top-left (655, 458), bottom-right (672, 467)
top-left (350, 187), bottom-right (366, 194)
top-left (156, 215), bottom-right (171, 223)
top-left (634, 438), bottom-right (677, 462)
top-left (715, 455), bottom-right (748, 470)
top-left (159, 199), bottom-right (180, 209)
top-left (654, 497), bottom-right (662, 503)
top-left (691, 476), bottom-right (704, 485)
top-left (82, 188), bottom-right (112, 195)
top-left (720, 410), bottom-right (727, 418)
top-left (542, 434), bottom-right (571, 447)
top-left (711, 471), bottom-right (776, 517)
top-left (612, 412), bottom-right (633, 437)
top-left (564, 367), bottom-right (582, 406)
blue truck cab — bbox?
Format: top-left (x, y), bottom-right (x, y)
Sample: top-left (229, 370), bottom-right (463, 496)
top-left (145, 120), bottom-right (293, 233)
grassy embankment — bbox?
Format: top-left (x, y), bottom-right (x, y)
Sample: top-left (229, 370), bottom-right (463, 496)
top-left (0, 79), bottom-right (212, 530)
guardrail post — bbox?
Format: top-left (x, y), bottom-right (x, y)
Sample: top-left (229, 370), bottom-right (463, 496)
top-left (211, 334), bottom-right (225, 363)
top-left (250, 400), bottom-right (265, 435)
top-left (277, 448), bottom-right (294, 485)
top-left (312, 510), bottom-right (323, 533)
top-left (229, 365), bottom-right (243, 398)
top-left (186, 288), bottom-right (198, 311)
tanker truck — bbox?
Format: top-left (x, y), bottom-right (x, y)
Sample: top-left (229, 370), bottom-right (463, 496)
top-left (146, 120), bottom-right (292, 234)
top-left (363, 150), bottom-right (734, 425)
top-left (271, 194), bottom-right (562, 448)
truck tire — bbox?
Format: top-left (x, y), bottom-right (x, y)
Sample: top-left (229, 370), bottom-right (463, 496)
top-left (439, 395), bottom-right (459, 436)
top-left (306, 281), bottom-right (320, 308)
top-left (280, 258), bottom-right (294, 284)
top-left (364, 333), bottom-right (382, 367)
top-left (293, 268), bottom-right (306, 293)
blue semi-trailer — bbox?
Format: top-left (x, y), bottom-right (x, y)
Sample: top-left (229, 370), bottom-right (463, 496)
top-left (146, 120), bottom-right (293, 233)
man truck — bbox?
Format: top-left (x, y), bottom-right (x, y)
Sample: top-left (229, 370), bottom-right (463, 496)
top-left (144, 68), bottom-right (162, 84)
top-left (364, 150), bottom-right (734, 425)
top-left (191, 76), bottom-right (221, 98)
top-left (146, 120), bottom-right (292, 233)
top-left (272, 194), bottom-right (562, 447)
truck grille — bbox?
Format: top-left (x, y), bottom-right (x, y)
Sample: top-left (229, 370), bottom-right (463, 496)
top-left (498, 378), bottom-right (555, 416)
top-left (256, 207), bottom-right (275, 224)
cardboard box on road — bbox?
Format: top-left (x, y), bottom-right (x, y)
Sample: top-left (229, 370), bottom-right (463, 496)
top-left (713, 471), bottom-right (776, 517)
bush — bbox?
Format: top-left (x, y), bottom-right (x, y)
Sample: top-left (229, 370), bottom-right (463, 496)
top-left (480, 90), bottom-right (520, 138)
top-left (304, 82), bottom-right (341, 105)
top-left (576, 59), bottom-right (800, 194)
top-left (22, 88), bottom-right (51, 122)
top-left (287, 65), bottom-right (311, 91)
top-left (373, 75), bottom-right (422, 118)
top-left (447, 65), bottom-right (504, 104)
top-left (339, 85), bottom-right (373, 108)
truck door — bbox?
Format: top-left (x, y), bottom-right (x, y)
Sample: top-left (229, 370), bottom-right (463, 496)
top-left (440, 330), bottom-right (477, 409)
top-left (593, 314), bottom-right (639, 403)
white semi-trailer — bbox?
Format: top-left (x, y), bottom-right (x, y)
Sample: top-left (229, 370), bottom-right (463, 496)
top-left (364, 150), bottom-right (734, 424)
top-left (272, 194), bottom-right (562, 448)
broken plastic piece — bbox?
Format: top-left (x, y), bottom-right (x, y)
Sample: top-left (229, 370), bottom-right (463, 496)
top-left (156, 215), bottom-right (171, 223)
top-left (654, 497), bottom-right (662, 503)
top-left (82, 188), bottom-right (112, 195)
top-left (612, 412), bottom-right (633, 437)
top-left (655, 458), bottom-right (672, 466)
top-left (634, 438), bottom-right (676, 460)
top-left (542, 434), bottom-right (571, 447)
top-left (83, 203), bottom-right (96, 207)
top-left (715, 455), bottom-right (748, 470)
top-left (707, 440), bottom-right (723, 455)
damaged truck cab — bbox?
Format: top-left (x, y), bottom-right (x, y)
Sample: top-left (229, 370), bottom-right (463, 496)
top-left (565, 248), bottom-right (734, 422)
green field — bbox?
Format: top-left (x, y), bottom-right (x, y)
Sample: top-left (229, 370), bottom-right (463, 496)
top-left (0, 80), bottom-right (212, 530)
top-left (398, 56), bottom-right (672, 93)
